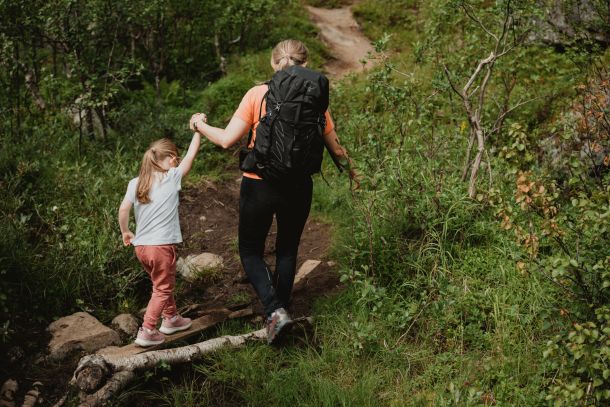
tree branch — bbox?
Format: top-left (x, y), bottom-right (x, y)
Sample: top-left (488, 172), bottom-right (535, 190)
top-left (461, 2), bottom-right (498, 42)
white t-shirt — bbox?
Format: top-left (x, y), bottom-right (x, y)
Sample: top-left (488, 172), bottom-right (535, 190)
top-left (124, 167), bottom-right (183, 246)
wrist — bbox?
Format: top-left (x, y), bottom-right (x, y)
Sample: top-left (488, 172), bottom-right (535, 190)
top-left (194, 120), bottom-right (205, 134)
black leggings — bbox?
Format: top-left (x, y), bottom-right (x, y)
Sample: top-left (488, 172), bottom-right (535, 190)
top-left (238, 176), bottom-right (313, 316)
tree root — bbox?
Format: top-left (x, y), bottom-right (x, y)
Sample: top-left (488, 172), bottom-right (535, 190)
top-left (70, 317), bottom-right (312, 407)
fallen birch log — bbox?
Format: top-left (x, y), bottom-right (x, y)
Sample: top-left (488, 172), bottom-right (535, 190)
top-left (21, 382), bottom-right (43, 407)
top-left (71, 317), bottom-right (312, 407)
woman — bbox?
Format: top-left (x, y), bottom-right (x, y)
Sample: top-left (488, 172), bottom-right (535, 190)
top-left (189, 39), bottom-right (355, 344)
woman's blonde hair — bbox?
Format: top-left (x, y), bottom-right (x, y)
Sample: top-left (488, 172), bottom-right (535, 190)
top-left (271, 39), bottom-right (309, 71)
top-left (136, 138), bottom-right (178, 204)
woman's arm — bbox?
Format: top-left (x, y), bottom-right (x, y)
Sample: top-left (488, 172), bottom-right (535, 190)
top-left (178, 132), bottom-right (201, 177)
top-left (190, 114), bottom-right (250, 149)
top-left (323, 129), bottom-right (352, 164)
top-left (118, 198), bottom-right (134, 246)
top-left (323, 129), bottom-right (360, 188)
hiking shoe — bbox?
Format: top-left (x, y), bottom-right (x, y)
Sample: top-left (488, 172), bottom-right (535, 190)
top-left (134, 327), bottom-right (165, 347)
top-left (266, 308), bottom-right (292, 345)
top-left (159, 314), bottom-right (192, 335)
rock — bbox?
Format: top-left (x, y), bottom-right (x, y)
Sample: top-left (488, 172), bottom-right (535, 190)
top-left (111, 314), bottom-right (139, 338)
top-left (294, 260), bottom-right (322, 285)
top-left (0, 379), bottom-right (17, 407)
top-left (177, 253), bottom-right (224, 282)
top-left (67, 96), bottom-right (105, 136)
top-left (530, 0), bottom-right (609, 46)
top-left (327, 261), bottom-right (336, 268)
top-left (47, 312), bottom-right (121, 361)
top-left (199, 216), bottom-right (207, 222)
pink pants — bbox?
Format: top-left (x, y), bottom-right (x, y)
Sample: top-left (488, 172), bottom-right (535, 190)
top-left (135, 245), bottom-right (178, 330)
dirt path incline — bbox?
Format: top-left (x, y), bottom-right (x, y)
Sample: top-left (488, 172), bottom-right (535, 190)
top-left (306, 5), bottom-right (375, 79)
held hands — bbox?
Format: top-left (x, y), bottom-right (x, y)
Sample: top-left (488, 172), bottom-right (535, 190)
top-left (122, 231), bottom-right (135, 246)
top-left (189, 113), bottom-right (207, 133)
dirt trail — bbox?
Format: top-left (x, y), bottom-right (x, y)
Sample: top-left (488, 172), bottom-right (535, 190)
top-left (306, 4), bottom-right (375, 79)
top-left (176, 3), bottom-right (376, 317)
top-left (178, 176), bottom-right (340, 318)
top-left (0, 6), bottom-right (376, 406)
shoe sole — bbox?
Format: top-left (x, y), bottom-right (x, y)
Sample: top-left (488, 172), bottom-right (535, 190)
top-left (159, 321), bottom-right (193, 335)
top-left (134, 338), bottom-right (164, 347)
top-left (268, 319), bottom-right (292, 345)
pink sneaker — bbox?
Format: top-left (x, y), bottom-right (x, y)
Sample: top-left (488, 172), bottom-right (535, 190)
top-left (159, 315), bottom-right (192, 334)
top-left (134, 327), bottom-right (165, 347)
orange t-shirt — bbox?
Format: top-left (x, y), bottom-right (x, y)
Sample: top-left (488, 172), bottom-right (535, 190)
top-left (233, 84), bottom-right (335, 180)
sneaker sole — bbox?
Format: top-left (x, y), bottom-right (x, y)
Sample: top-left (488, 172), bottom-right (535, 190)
top-left (134, 338), bottom-right (164, 347)
top-left (268, 319), bottom-right (292, 345)
top-left (159, 321), bottom-right (193, 335)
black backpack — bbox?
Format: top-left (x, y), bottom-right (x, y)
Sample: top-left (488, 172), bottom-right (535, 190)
top-left (239, 65), bottom-right (331, 183)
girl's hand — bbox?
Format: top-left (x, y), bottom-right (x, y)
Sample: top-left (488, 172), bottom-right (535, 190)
top-left (189, 113), bottom-right (207, 132)
top-left (122, 231), bottom-right (135, 246)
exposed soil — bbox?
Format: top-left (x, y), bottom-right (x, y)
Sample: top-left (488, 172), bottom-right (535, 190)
top-left (307, 4), bottom-right (375, 79)
top-left (176, 172), bottom-right (343, 318)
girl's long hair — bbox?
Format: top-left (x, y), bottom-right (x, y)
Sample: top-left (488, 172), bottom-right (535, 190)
top-left (136, 138), bottom-right (178, 204)
top-left (271, 39), bottom-right (309, 71)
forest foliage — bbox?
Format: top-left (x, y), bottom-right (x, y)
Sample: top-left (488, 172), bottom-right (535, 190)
top-left (1, 0), bottom-right (610, 405)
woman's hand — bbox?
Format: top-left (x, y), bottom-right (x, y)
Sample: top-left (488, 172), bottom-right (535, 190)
top-left (189, 113), bottom-right (207, 132)
top-left (122, 231), bottom-right (135, 246)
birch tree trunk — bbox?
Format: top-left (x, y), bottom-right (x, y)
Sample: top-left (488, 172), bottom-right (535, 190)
top-left (71, 318), bottom-right (312, 407)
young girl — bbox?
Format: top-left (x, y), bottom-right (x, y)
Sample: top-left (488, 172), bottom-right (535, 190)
top-left (118, 132), bottom-right (202, 346)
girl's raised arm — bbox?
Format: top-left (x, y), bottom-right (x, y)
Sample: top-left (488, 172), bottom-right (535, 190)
top-left (190, 114), bottom-right (250, 149)
top-left (178, 133), bottom-right (201, 177)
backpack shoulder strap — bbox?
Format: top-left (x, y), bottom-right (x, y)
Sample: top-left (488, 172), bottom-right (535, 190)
top-left (318, 113), bottom-right (343, 173)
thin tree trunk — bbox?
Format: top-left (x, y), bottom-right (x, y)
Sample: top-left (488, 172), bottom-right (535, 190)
top-left (95, 107), bottom-right (108, 141)
top-left (25, 71), bottom-right (46, 111)
top-left (214, 33), bottom-right (227, 76)
top-left (461, 130), bottom-right (476, 181)
top-left (15, 42), bottom-right (22, 137)
top-left (468, 126), bottom-right (485, 198)
top-left (85, 107), bottom-right (94, 140)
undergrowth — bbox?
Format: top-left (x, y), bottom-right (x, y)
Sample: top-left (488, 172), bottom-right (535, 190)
top-left (2, 0), bottom-right (609, 405)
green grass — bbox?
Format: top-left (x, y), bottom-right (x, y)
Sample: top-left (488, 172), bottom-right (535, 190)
top-left (110, 1), bottom-right (597, 405)
top-left (2, 0), bottom-right (605, 404)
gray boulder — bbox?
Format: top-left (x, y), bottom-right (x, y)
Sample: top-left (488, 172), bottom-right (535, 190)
top-left (111, 314), bottom-right (140, 338)
top-left (47, 312), bottom-right (121, 361)
top-left (531, 0), bottom-right (609, 46)
top-left (177, 253), bottom-right (224, 282)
